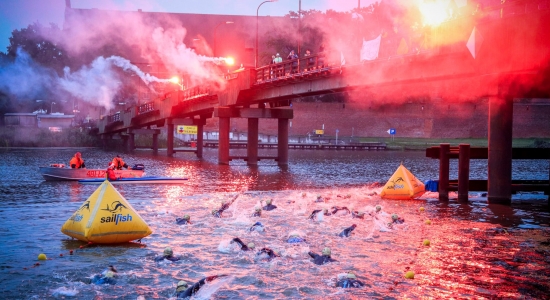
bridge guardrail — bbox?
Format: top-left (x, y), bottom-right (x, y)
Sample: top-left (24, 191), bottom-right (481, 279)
top-left (255, 54), bottom-right (333, 83)
top-left (138, 102), bottom-right (155, 114)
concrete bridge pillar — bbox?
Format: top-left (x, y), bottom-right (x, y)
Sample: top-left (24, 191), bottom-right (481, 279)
top-left (167, 118), bottom-right (174, 157)
top-left (219, 117), bottom-right (230, 165)
top-left (196, 120), bottom-right (204, 159)
top-left (127, 133), bottom-right (135, 153)
top-left (488, 96), bottom-right (513, 205)
top-left (247, 118), bottom-right (259, 165)
top-left (278, 118), bottom-right (289, 165)
top-left (152, 133), bottom-right (158, 153)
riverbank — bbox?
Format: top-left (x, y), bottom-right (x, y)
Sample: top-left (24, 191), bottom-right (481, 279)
top-left (355, 137), bottom-right (550, 150)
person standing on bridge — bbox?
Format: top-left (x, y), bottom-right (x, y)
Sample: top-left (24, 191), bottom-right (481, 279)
top-left (274, 53), bottom-right (283, 77)
top-left (287, 50), bottom-right (299, 73)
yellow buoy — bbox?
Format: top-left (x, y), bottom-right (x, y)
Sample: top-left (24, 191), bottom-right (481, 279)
top-left (38, 253), bottom-right (47, 260)
top-left (405, 271), bottom-right (415, 279)
top-left (419, 207), bottom-right (425, 212)
top-left (425, 219), bottom-right (431, 225)
top-left (61, 180), bottom-right (152, 244)
top-left (423, 239), bottom-right (430, 246)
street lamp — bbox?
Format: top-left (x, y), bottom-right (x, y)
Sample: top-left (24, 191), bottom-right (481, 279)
top-left (214, 21), bottom-right (234, 57)
top-left (51, 102), bottom-right (56, 114)
top-left (169, 76), bottom-right (184, 90)
top-left (256, 0), bottom-right (277, 68)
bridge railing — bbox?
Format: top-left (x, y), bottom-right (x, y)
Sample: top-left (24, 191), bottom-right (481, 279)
top-left (137, 102), bottom-right (155, 114)
top-left (107, 112), bottom-right (121, 123)
top-left (255, 54), bottom-right (332, 83)
top-left (181, 86), bottom-right (211, 100)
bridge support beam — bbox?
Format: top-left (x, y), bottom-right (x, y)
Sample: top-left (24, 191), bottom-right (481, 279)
top-left (247, 118), bottom-right (259, 165)
top-left (127, 133), bottom-right (135, 153)
top-left (196, 119), bottom-right (204, 159)
top-left (167, 118), bottom-right (174, 157)
top-left (278, 118), bottom-right (289, 165)
top-left (488, 96), bottom-right (513, 205)
top-left (219, 117), bottom-right (230, 165)
top-left (152, 133), bottom-right (158, 153)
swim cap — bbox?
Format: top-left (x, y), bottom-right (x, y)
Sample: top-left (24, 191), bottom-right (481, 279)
top-left (375, 205), bottom-right (381, 212)
top-left (357, 211), bottom-right (365, 217)
top-left (347, 272), bottom-right (357, 279)
top-left (183, 214), bottom-right (190, 220)
top-left (266, 199), bottom-right (272, 205)
top-left (323, 208), bottom-right (328, 213)
top-left (176, 280), bottom-right (188, 292)
top-left (212, 209), bottom-right (218, 215)
top-left (322, 247), bottom-right (331, 256)
top-left (163, 247), bottom-right (173, 257)
top-left (247, 243), bottom-right (255, 249)
top-left (289, 231), bottom-right (300, 238)
top-left (391, 214), bottom-right (398, 220)
top-left (255, 207), bottom-right (261, 212)
top-left (105, 271), bottom-right (114, 278)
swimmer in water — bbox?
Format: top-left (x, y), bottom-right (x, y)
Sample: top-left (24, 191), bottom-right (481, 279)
top-left (331, 206), bottom-right (351, 215)
top-left (308, 247), bottom-right (337, 265)
top-left (231, 237), bottom-right (255, 251)
top-left (154, 247), bottom-right (180, 262)
top-left (176, 214), bottom-right (191, 225)
top-left (252, 207), bottom-right (261, 217)
top-left (212, 194), bottom-right (240, 218)
top-left (351, 210), bottom-right (365, 219)
top-left (287, 231), bottom-right (306, 243)
top-left (308, 208), bottom-right (331, 220)
top-left (262, 199), bottom-right (277, 211)
top-left (91, 267), bottom-right (117, 285)
top-left (391, 213), bottom-right (405, 224)
top-left (336, 272), bottom-right (364, 288)
top-left (176, 275), bottom-right (228, 298)
top-left (249, 221), bottom-right (265, 232)
top-left (256, 247), bottom-right (279, 261)
top-left (338, 224), bottom-right (357, 237)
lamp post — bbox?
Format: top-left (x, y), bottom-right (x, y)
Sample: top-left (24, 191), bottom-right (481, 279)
top-left (51, 102), bottom-right (56, 114)
top-left (214, 21), bottom-right (234, 57)
top-left (256, 0), bottom-right (277, 68)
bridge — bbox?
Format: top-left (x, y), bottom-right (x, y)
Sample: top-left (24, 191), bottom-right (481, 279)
top-left (97, 1), bottom-right (550, 204)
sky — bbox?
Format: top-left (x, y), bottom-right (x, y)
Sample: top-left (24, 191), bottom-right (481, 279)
top-left (0, 0), bottom-right (377, 53)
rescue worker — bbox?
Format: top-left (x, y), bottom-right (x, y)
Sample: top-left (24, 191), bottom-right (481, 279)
top-left (106, 163), bottom-right (118, 181)
top-left (338, 224), bottom-right (357, 237)
top-left (336, 272), bottom-right (365, 288)
top-left (176, 275), bottom-right (228, 298)
top-left (262, 199), bottom-right (277, 211)
top-left (111, 155), bottom-right (129, 170)
top-left (154, 247), bottom-right (180, 262)
top-left (308, 247), bottom-right (337, 265)
top-left (231, 237), bottom-right (255, 251)
top-left (69, 152), bottom-right (85, 169)
top-left (176, 214), bottom-right (191, 225)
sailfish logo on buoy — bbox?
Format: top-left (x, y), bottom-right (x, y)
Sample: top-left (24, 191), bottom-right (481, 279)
top-left (78, 201), bottom-right (90, 211)
top-left (101, 201), bottom-right (128, 213)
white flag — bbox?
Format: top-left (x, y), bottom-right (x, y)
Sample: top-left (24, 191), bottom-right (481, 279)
top-left (340, 51), bottom-right (346, 66)
top-left (360, 34), bottom-right (382, 61)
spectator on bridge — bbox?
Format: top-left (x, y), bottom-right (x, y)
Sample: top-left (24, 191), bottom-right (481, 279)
top-left (287, 50), bottom-right (299, 73)
top-left (70, 152), bottom-right (85, 169)
top-left (274, 53), bottom-right (283, 76)
top-left (318, 44), bottom-right (326, 67)
top-left (304, 49), bottom-right (314, 70)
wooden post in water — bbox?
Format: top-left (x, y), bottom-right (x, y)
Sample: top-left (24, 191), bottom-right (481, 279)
top-left (488, 96), bottom-right (513, 205)
top-left (167, 118), bottom-right (174, 157)
top-left (439, 143), bottom-right (450, 201)
top-left (278, 118), bottom-right (289, 165)
top-left (196, 121), bottom-right (204, 159)
top-left (247, 118), bottom-right (259, 165)
top-left (218, 117), bottom-right (230, 165)
top-left (458, 144), bottom-right (470, 202)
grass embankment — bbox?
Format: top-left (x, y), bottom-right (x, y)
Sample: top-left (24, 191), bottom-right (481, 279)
top-left (356, 137), bottom-right (550, 150)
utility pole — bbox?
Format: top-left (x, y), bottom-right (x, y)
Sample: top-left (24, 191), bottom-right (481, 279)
top-left (298, 0), bottom-right (301, 56)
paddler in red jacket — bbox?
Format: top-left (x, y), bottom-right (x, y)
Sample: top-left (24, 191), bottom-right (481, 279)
top-left (70, 152), bottom-right (85, 169)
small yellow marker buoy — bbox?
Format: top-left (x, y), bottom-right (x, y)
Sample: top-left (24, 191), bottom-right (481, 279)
top-left (425, 219), bottom-right (431, 225)
top-left (405, 271), bottom-right (415, 279)
top-left (423, 239), bottom-right (430, 246)
top-left (419, 207), bottom-right (425, 212)
top-left (38, 253), bottom-right (47, 260)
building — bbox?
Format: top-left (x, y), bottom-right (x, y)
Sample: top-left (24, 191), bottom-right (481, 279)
top-left (4, 113), bottom-right (75, 131)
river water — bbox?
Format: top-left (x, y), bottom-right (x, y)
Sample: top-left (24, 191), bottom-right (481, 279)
top-left (0, 148), bottom-right (549, 299)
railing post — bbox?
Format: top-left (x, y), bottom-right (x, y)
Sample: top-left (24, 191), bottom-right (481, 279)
top-left (439, 143), bottom-right (450, 201)
top-left (458, 144), bottom-right (470, 202)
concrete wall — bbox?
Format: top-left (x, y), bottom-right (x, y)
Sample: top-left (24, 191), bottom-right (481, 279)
top-left (203, 98), bottom-right (550, 139)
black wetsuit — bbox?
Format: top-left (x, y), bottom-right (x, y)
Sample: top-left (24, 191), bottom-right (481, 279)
top-left (232, 237), bottom-right (252, 251)
top-left (331, 206), bottom-right (350, 215)
top-left (257, 248), bottom-right (279, 261)
top-left (262, 204), bottom-right (277, 211)
top-left (91, 274), bottom-right (116, 285)
top-left (154, 255), bottom-right (180, 262)
top-left (393, 217), bottom-right (405, 224)
top-left (336, 278), bottom-right (365, 288)
top-left (249, 222), bottom-right (263, 232)
top-left (213, 195), bottom-right (239, 218)
top-left (308, 252), bottom-right (337, 265)
top-left (177, 275), bottom-right (227, 298)
top-left (338, 224), bottom-right (357, 237)
top-left (308, 209), bottom-right (331, 220)
top-left (252, 210), bottom-right (261, 217)
top-left (176, 218), bottom-right (190, 225)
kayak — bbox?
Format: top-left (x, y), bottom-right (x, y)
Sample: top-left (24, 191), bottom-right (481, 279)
top-left (78, 177), bottom-right (188, 185)
top-left (40, 164), bottom-right (145, 181)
